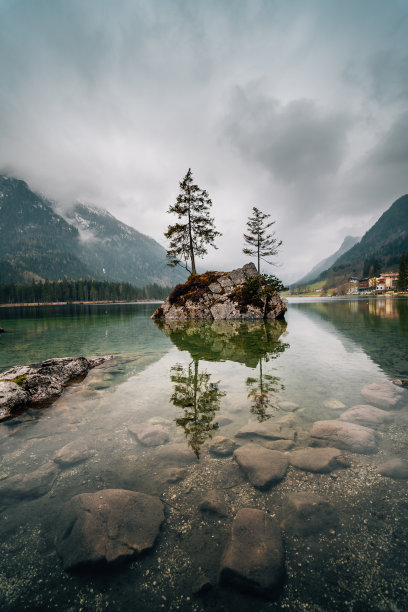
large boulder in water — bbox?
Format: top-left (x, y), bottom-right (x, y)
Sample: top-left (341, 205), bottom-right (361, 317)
top-left (219, 508), bottom-right (285, 599)
top-left (151, 263), bottom-right (286, 321)
top-left (56, 489), bottom-right (164, 570)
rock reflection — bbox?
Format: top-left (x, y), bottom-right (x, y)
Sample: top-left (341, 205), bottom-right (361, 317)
top-left (170, 360), bottom-right (225, 458)
top-left (158, 319), bottom-right (290, 430)
top-left (155, 319), bottom-right (289, 367)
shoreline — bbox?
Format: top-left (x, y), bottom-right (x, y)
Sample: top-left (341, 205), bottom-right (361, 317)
top-left (0, 300), bottom-right (164, 308)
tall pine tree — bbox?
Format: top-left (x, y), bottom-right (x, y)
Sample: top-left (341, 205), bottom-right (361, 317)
top-left (165, 169), bottom-right (221, 275)
top-left (243, 207), bottom-right (282, 273)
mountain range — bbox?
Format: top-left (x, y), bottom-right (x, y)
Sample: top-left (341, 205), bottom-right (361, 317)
top-left (0, 175), bottom-right (187, 287)
top-left (295, 235), bottom-right (360, 286)
top-left (294, 194), bottom-right (408, 287)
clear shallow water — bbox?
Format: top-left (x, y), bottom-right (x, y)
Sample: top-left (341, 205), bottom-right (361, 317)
top-left (0, 299), bottom-right (408, 611)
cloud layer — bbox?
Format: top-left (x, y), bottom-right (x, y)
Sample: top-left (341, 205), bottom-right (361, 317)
top-left (0, 0), bottom-right (407, 282)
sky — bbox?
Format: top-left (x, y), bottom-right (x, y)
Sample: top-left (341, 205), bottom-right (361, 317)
top-left (0, 0), bottom-right (407, 283)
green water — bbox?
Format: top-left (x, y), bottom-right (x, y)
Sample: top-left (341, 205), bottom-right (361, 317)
top-left (0, 299), bottom-right (408, 611)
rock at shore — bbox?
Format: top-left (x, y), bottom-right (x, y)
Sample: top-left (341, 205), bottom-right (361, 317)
top-left (219, 508), bottom-right (285, 599)
top-left (56, 489), bottom-right (164, 570)
top-left (310, 420), bottom-right (377, 454)
top-left (151, 263), bottom-right (286, 321)
top-left (0, 355), bottom-right (113, 421)
top-left (234, 443), bottom-right (288, 488)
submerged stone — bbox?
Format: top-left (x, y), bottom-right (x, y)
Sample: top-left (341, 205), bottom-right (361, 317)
top-left (310, 420), bottom-right (377, 453)
top-left (339, 405), bottom-right (393, 427)
top-left (378, 458), bottom-right (408, 479)
top-left (360, 380), bottom-right (403, 409)
top-left (56, 489), bottom-right (164, 570)
top-left (54, 438), bottom-right (90, 467)
top-left (261, 439), bottom-right (295, 451)
top-left (0, 463), bottom-right (58, 510)
top-left (155, 443), bottom-right (199, 466)
top-left (236, 421), bottom-right (296, 441)
top-left (207, 436), bottom-right (237, 457)
top-left (234, 443), bottom-right (288, 488)
top-left (277, 401), bottom-right (299, 412)
top-left (199, 489), bottom-right (228, 517)
top-left (219, 508), bottom-right (285, 599)
top-left (282, 493), bottom-right (339, 536)
top-left (129, 423), bottom-right (169, 447)
top-left (289, 447), bottom-right (346, 473)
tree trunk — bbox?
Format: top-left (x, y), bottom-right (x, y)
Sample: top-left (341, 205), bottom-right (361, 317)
top-left (187, 187), bottom-right (196, 275)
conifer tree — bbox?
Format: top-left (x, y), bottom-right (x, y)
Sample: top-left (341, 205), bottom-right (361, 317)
top-left (397, 251), bottom-right (408, 291)
top-left (164, 169), bottom-right (221, 275)
top-left (243, 207), bottom-right (282, 273)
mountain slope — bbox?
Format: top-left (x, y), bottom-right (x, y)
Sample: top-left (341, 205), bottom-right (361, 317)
top-left (294, 235), bottom-right (360, 286)
top-left (0, 175), bottom-right (187, 286)
top-left (0, 176), bottom-right (96, 283)
top-left (321, 195), bottom-right (408, 281)
top-left (66, 203), bottom-right (186, 287)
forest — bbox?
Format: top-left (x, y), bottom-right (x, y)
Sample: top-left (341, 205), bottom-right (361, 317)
top-left (0, 279), bottom-right (172, 304)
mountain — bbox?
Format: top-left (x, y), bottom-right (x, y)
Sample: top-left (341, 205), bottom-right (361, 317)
top-left (320, 194), bottom-right (408, 282)
top-left (0, 175), bottom-right (187, 286)
top-left (65, 203), bottom-right (185, 287)
top-left (294, 235), bottom-right (360, 286)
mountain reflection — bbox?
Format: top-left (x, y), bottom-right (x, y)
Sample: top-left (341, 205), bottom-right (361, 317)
top-left (170, 360), bottom-right (225, 458)
top-left (296, 298), bottom-right (408, 378)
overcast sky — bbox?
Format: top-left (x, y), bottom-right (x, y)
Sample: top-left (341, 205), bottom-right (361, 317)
top-left (1, 0), bottom-right (407, 283)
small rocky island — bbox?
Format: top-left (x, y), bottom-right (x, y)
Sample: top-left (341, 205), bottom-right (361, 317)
top-left (152, 263), bottom-right (287, 321)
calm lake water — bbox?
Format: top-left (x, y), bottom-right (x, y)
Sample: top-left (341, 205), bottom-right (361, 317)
top-left (0, 299), bottom-right (408, 611)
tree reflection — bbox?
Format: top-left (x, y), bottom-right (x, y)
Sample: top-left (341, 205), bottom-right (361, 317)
top-left (170, 360), bottom-right (225, 458)
top-left (246, 357), bottom-right (284, 422)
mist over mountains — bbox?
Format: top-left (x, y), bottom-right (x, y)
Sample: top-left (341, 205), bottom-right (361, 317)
top-left (293, 194), bottom-right (408, 287)
top-left (0, 176), bottom-right (187, 287)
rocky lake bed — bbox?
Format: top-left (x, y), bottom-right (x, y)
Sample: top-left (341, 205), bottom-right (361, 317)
top-left (1, 300), bottom-right (408, 610)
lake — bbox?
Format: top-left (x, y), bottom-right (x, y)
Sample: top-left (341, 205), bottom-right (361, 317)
top-left (0, 298), bottom-right (408, 611)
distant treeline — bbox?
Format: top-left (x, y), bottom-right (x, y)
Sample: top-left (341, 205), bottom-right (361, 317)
top-left (0, 280), bottom-right (172, 304)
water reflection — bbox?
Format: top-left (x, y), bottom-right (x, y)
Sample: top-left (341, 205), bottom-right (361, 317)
top-left (155, 319), bottom-right (289, 367)
top-left (158, 319), bottom-right (290, 441)
top-left (170, 360), bottom-right (225, 457)
top-left (295, 298), bottom-right (408, 378)
top-left (246, 357), bottom-right (284, 422)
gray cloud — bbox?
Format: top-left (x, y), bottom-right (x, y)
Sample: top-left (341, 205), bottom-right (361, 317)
top-left (0, 0), bottom-right (407, 283)
top-left (224, 85), bottom-right (354, 185)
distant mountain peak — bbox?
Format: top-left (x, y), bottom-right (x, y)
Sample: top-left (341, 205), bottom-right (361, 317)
top-left (294, 235), bottom-right (361, 286)
top-left (0, 175), bottom-right (187, 287)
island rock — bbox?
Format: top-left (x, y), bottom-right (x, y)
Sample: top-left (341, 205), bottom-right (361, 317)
top-left (151, 263), bottom-right (286, 321)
